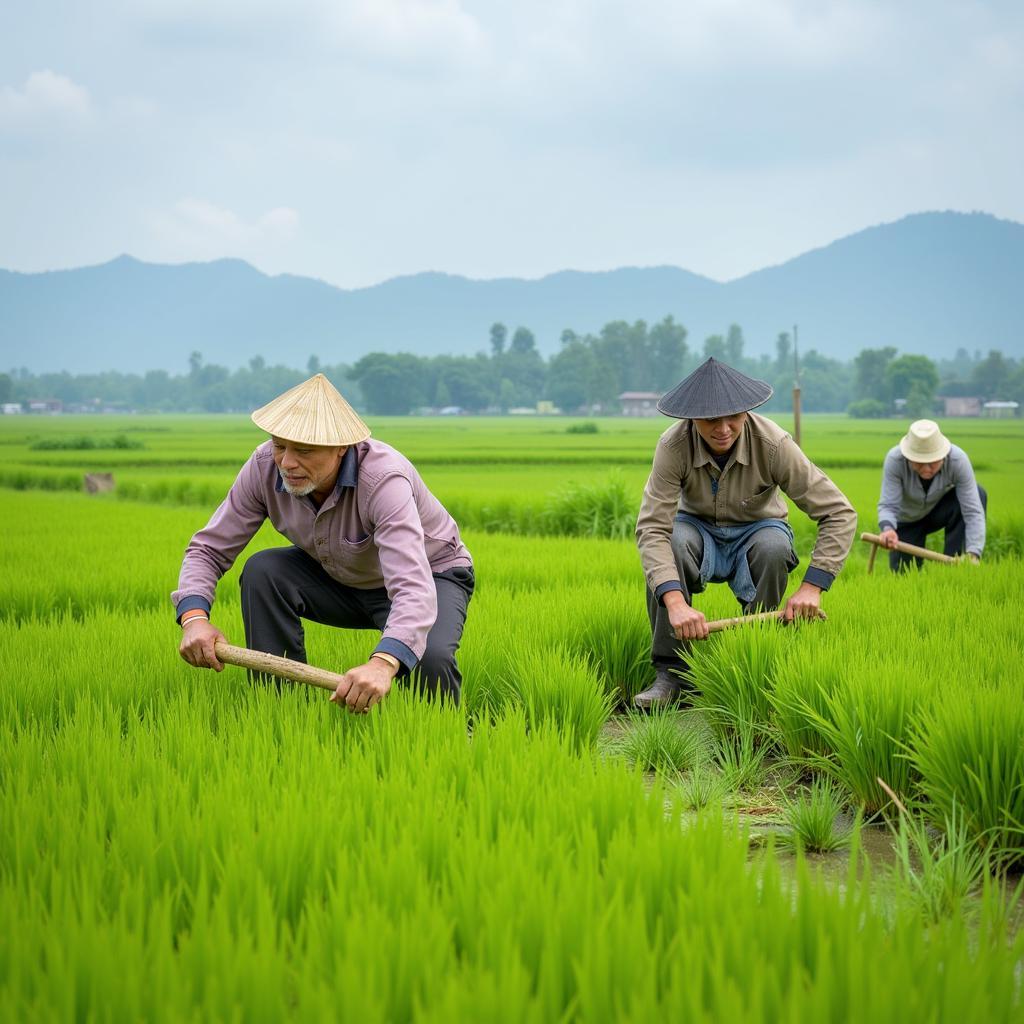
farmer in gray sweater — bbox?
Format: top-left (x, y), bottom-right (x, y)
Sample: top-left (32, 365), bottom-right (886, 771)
top-left (877, 419), bottom-right (986, 571)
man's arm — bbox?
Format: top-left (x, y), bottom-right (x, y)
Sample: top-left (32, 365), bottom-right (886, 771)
top-left (174, 456), bottom-right (268, 670)
top-left (331, 472), bottom-right (437, 713)
top-left (950, 449), bottom-right (986, 557)
top-left (773, 436), bottom-right (857, 588)
top-left (877, 449), bottom-right (905, 547)
top-left (636, 435), bottom-right (686, 596)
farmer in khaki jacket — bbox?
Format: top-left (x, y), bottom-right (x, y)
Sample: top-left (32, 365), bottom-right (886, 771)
top-left (173, 374), bottom-right (474, 712)
top-left (634, 358), bottom-right (857, 709)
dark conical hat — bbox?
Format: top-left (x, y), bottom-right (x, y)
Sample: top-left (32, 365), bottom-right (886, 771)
top-left (657, 358), bottom-right (773, 419)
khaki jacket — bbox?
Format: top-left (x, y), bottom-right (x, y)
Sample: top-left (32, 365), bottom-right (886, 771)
top-left (636, 413), bottom-right (856, 593)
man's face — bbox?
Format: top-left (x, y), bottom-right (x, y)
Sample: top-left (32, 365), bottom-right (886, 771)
top-left (271, 437), bottom-right (346, 498)
top-left (909, 458), bottom-right (943, 481)
top-left (693, 412), bottom-right (747, 455)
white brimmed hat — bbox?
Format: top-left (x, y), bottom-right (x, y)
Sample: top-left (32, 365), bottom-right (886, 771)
top-left (251, 374), bottom-right (370, 446)
top-left (899, 419), bottom-right (950, 463)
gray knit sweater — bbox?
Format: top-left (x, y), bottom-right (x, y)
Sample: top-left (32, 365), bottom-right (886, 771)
top-left (877, 444), bottom-right (985, 556)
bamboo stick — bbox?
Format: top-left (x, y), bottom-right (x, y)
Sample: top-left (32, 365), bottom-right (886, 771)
top-left (860, 532), bottom-right (955, 565)
top-left (705, 608), bottom-right (827, 633)
top-left (214, 641), bottom-right (343, 692)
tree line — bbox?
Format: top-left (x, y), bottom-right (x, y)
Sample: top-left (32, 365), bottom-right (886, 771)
top-left (2, 318), bottom-right (1022, 416)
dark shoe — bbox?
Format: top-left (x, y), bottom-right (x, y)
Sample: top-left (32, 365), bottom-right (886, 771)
top-left (633, 670), bottom-right (681, 710)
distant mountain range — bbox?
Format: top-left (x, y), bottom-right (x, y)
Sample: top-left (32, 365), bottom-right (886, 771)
top-left (1, 211), bottom-right (1022, 374)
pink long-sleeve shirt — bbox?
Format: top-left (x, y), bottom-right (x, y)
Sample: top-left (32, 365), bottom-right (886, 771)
top-left (172, 439), bottom-right (472, 666)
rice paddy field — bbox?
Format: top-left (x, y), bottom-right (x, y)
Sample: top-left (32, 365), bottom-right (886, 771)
top-left (3, 413), bottom-right (1024, 1020)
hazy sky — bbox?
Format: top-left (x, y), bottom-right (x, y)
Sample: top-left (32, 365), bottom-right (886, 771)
top-left (1, 1), bottom-right (1021, 288)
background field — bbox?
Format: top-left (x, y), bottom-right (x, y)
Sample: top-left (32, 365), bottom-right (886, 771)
top-left (2, 413), bottom-right (1023, 1020)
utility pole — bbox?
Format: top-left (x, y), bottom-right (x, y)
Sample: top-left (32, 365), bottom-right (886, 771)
top-left (792, 323), bottom-right (802, 448)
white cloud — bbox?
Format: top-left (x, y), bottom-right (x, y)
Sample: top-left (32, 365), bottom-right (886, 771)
top-left (0, 70), bottom-right (93, 127)
top-left (149, 199), bottom-right (300, 259)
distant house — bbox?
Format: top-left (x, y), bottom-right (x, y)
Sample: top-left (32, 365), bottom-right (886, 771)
top-left (619, 391), bottom-right (661, 417)
top-left (982, 400), bottom-right (1020, 419)
top-left (27, 399), bottom-right (62, 414)
top-left (941, 396), bottom-right (982, 417)
top-left (2, 403), bottom-right (22, 415)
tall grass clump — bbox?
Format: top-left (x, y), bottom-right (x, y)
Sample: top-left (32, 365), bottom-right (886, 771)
top-left (539, 472), bottom-right (637, 540)
top-left (778, 778), bottom-right (854, 853)
top-left (911, 683), bottom-right (1024, 868)
top-left (493, 644), bottom-right (613, 752)
top-left (767, 640), bottom-right (846, 760)
top-left (686, 620), bottom-right (785, 742)
top-left (796, 663), bottom-right (933, 816)
top-left (613, 709), bottom-right (708, 775)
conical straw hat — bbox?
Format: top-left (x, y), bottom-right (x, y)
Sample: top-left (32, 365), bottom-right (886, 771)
top-left (657, 358), bottom-right (773, 419)
top-left (251, 374), bottom-right (370, 446)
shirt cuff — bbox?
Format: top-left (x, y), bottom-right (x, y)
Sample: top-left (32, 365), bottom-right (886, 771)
top-left (879, 521), bottom-right (896, 533)
top-left (802, 566), bottom-right (835, 591)
top-left (374, 637), bottom-right (417, 674)
top-left (654, 581), bottom-right (683, 603)
top-left (176, 595), bottom-right (212, 624)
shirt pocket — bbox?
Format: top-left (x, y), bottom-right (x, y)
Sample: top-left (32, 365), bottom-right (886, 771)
top-left (740, 486), bottom-right (778, 513)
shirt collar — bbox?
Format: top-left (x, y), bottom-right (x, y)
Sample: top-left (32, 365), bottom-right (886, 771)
top-left (337, 445), bottom-right (359, 489)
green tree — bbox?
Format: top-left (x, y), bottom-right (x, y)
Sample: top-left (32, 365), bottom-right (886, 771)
top-left (885, 355), bottom-right (938, 414)
top-left (971, 350), bottom-right (1014, 399)
top-left (775, 332), bottom-right (792, 375)
top-left (489, 323), bottom-right (507, 358)
top-left (703, 334), bottom-right (726, 361)
top-left (648, 315), bottom-right (688, 387)
top-left (724, 324), bottom-right (744, 365)
top-left (853, 347), bottom-right (897, 402)
top-left (351, 353), bottom-right (427, 414)
top-left (0, 373), bottom-right (12, 404)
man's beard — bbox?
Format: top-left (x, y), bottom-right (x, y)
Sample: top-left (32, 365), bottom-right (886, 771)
top-left (281, 478), bottom-right (316, 497)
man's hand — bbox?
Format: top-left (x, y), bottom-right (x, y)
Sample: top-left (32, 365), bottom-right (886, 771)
top-left (330, 658), bottom-right (397, 714)
top-left (879, 528), bottom-right (899, 550)
top-left (179, 619), bottom-right (227, 671)
top-left (663, 591), bottom-right (709, 641)
top-left (783, 582), bottom-right (822, 623)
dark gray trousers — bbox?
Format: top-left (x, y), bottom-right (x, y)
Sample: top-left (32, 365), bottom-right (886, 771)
top-left (239, 546), bottom-right (474, 703)
top-left (647, 520), bottom-right (796, 669)
top-left (890, 484), bottom-right (987, 571)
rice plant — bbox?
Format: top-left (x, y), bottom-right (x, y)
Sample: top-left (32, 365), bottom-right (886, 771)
top-left (677, 760), bottom-right (730, 811)
top-left (911, 683), bottom-right (1024, 868)
top-left (777, 778), bottom-right (855, 853)
top-left (687, 620), bottom-right (784, 742)
top-left (612, 708), bottom-right (709, 775)
top-left (493, 644), bottom-right (614, 751)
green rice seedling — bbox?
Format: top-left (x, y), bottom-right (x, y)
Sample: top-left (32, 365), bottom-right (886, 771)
top-left (793, 663), bottom-right (932, 816)
top-left (911, 683), bottom-right (1024, 868)
top-left (574, 593), bottom-right (654, 705)
top-left (879, 781), bottom-right (991, 924)
top-left (777, 778), bottom-right (854, 853)
top-left (677, 760), bottom-right (729, 811)
top-left (687, 619), bottom-right (784, 741)
top-left (612, 708), bottom-right (709, 775)
top-left (539, 472), bottom-right (637, 540)
top-left (713, 722), bottom-right (773, 792)
top-left (767, 639), bottom-right (846, 760)
top-left (494, 644), bottom-right (614, 752)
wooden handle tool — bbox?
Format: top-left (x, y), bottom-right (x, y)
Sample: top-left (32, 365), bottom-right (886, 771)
top-left (860, 531), bottom-right (955, 568)
top-left (214, 641), bottom-right (344, 692)
top-left (705, 608), bottom-right (827, 633)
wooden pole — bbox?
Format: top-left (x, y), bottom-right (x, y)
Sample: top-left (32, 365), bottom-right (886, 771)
top-left (214, 641), bottom-right (344, 692)
top-left (859, 532), bottom-right (955, 565)
top-left (705, 608), bottom-right (827, 633)
top-left (792, 323), bottom-right (802, 448)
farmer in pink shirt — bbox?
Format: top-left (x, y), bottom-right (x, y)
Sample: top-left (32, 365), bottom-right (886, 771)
top-left (174, 374), bottom-right (474, 712)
